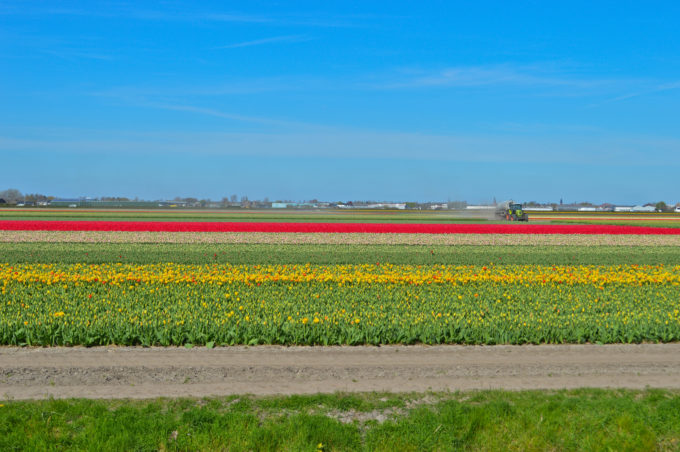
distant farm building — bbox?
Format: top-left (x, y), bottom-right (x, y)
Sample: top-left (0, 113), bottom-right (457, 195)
top-left (49, 198), bottom-right (82, 207)
top-left (337, 203), bottom-right (405, 209)
top-left (272, 202), bottom-right (321, 209)
top-left (631, 205), bottom-right (656, 212)
top-left (524, 207), bottom-right (554, 212)
top-left (366, 203), bottom-right (406, 209)
top-left (50, 198), bottom-right (163, 208)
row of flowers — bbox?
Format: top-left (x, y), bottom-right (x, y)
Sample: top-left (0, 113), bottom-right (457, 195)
top-left (1, 220), bottom-right (680, 234)
top-left (3, 263), bottom-right (679, 286)
top-left (3, 230), bottom-right (680, 244)
top-left (2, 262), bottom-right (679, 346)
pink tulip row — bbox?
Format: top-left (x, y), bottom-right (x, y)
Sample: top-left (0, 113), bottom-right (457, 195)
top-left (2, 220), bottom-right (680, 234)
top-left (2, 230), bottom-right (680, 246)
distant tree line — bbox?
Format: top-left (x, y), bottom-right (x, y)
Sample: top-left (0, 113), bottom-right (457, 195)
top-left (0, 188), bottom-right (677, 210)
top-left (0, 189), bottom-right (54, 204)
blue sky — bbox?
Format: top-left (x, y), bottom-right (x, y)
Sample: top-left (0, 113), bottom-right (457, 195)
top-left (1, 1), bottom-right (679, 203)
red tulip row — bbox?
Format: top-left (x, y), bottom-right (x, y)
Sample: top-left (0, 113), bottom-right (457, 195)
top-left (1, 220), bottom-right (679, 234)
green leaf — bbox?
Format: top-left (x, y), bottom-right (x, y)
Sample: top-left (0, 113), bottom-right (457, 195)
top-left (206, 341), bottom-right (215, 349)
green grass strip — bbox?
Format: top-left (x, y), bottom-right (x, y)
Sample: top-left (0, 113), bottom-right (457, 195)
top-left (3, 242), bottom-right (680, 265)
top-left (1, 389), bottom-right (679, 451)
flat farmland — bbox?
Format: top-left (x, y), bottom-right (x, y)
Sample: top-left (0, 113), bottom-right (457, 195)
top-left (3, 208), bottom-right (680, 449)
top-left (0, 208), bottom-right (497, 223)
top-left (4, 206), bottom-right (680, 226)
top-left (529, 210), bottom-right (680, 228)
top-left (1, 209), bottom-right (680, 399)
top-left (1, 215), bottom-right (680, 347)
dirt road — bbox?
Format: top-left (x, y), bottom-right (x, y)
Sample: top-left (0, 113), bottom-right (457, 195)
top-left (2, 344), bottom-right (679, 400)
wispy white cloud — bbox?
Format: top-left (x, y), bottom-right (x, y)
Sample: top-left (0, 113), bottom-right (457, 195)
top-left (143, 10), bottom-right (271, 23)
top-left (374, 64), bottom-right (617, 90)
top-left (89, 74), bottom-right (343, 100)
top-left (42, 49), bottom-right (114, 61)
top-left (0, 3), bottom-right (365, 27)
top-left (215, 35), bottom-right (311, 49)
top-left (0, 4), bottom-right (272, 23)
top-left (138, 101), bottom-right (312, 128)
top-left (3, 126), bottom-right (679, 167)
top-left (90, 63), bottom-right (614, 100)
top-left (87, 85), bottom-right (311, 125)
top-left (591, 80), bottom-right (680, 106)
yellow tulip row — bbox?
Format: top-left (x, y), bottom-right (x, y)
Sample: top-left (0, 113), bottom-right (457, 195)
top-left (2, 263), bottom-right (679, 287)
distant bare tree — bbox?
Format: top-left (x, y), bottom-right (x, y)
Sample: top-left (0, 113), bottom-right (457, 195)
top-left (0, 188), bottom-right (22, 203)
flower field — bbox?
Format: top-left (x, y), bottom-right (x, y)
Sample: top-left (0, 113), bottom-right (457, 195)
top-left (2, 220), bottom-right (680, 234)
top-left (2, 262), bottom-right (679, 346)
top-left (1, 216), bottom-right (680, 346)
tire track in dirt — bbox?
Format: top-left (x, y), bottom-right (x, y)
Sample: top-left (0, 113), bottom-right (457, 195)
top-left (2, 344), bottom-right (679, 400)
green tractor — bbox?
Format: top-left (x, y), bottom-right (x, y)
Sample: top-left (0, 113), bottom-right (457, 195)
top-left (495, 201), bottom-right (529, 222)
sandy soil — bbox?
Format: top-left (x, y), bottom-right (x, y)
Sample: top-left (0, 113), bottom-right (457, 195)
top-left (2, 344), bottom-right (679, 400)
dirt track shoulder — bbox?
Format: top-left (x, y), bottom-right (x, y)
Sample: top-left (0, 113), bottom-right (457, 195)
top-left (2, 344), bottom-right (680, 400)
